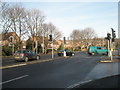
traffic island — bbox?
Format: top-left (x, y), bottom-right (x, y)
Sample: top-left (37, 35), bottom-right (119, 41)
top-left (71, 74), bottom-right (119, 88)
top-left (100, 58), bottom-right (120, 63)
top-left (100, 55), bottom-right (120, 63)
top-left (100, 59), bottom-right (120, 63)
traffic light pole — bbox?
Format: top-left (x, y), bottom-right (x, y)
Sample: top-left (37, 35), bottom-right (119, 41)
top-left (12, 41), bottom-right (14, 56)
top-left (63, 37), bottom-right (66, 57)
top-left (110, 39), bottom-right (113, 61)
top-left (40, 24), bottom-right (44, 54)
top-left (52, 40), bottom-right (54, 58)
top-left (52, 36), bottom-right (54, 59)
top-left (108, 39), bottom-right (110, 57)
top-left (36, 40), bottom-right (38, 54)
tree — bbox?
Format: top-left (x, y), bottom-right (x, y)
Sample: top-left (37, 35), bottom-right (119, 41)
top-left (81, 28), bottom-right (97, 40)
top-left (2, 3), bottom-right (28, 49)
top-left (47, 23), bottom-right (62, 40)
top-left (70, 29), bottom-right (81, 41)
top-left (40, 23), bottom-right (62, 54)
top-left (26, 9), bottom-right (45, 51)
top-left (70, 27), bottom-right (97, 49)
top-left (0, 2), bottom-right (11, 34)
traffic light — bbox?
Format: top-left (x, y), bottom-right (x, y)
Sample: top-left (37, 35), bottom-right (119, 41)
top-left (9, 36), bottom-right (13, 43)
top-left (49, 34), bottom-right (52, 41)
top-left (9, 37), bottom-right (12, 42)
top-left (105, 33), bottom-right (111, 40)
top-left (9, 36), bottom-right (14, 46)
top-left (111, 28), bottom-right (116, 42)
top-left (63, 37), bottom-right (66, 44)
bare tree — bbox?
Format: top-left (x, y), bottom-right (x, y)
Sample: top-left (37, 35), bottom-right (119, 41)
top-left (26, 9), bottom-right (45, 51)
top-left (47, 23), bottom-right (62, 40)
top-left (41, 23), bottom-right (62, 53)
top-left (81, 28), bottom-right (97, 46)
top-left (70, 29), bottom-right (81, 41)
top-left (0, 2), bottom-right (10, 34)
top-left (70, 27), bottom-right (97, 49)
top-left (81, 28), bottom-right (97, 40)
top-left (70, 29), bottom-right (81, 50)
top-left (5, 4), bottom-right (28, 49)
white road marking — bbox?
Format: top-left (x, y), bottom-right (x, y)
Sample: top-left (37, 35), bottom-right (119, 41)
top-left (0, 75), bottom-right (29, 85)
top-left (66, 80), bottom-right (92, 89)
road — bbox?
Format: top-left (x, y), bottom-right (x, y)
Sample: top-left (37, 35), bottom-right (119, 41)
top-left (2, 51), bottom-right (118, 88)
top-left (2, 53), bottom-right (58, 66)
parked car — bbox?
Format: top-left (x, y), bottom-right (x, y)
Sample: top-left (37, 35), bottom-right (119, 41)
top-left (14, 49), bottom-right (40, 62)
top-left (58, 49), bottom-right (75, 56)
top-left (88, 46), bottom-right (108, 55)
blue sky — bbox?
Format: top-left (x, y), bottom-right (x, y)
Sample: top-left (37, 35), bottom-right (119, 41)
top-left (7, 1), bottom-right (118, 38)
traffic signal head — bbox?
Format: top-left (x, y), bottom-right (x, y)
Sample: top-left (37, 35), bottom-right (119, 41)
top-left (107, 33), bottom-right (111, 40)
top-left (111, 28), bottom-right (116, 38)
top-left (49, 34), bottom-right (52, 41)
top-left (63, 37), bottom-right (66, 44)
top-left (111, 28), bottom-right (116, 42)
top-left (9, 36), bottom-right (14, 43)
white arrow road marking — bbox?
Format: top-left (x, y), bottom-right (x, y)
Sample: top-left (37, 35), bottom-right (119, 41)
top-left (0, 75), bottom-right (29, 85)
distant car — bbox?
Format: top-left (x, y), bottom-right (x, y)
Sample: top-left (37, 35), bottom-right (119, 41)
top-left (14, 49), bottom-right (40, 62)
top-left (88, 46), bottom-right (108, 55)
top-left (58, 49), bottom-right (75, 56)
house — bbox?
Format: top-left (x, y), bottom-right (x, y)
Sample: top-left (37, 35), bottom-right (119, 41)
top-left (0, 32), bottom-right (20, 46)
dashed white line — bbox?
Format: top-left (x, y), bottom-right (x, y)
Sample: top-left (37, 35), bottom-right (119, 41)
top-left (0, 75), bottom-right (29, 85)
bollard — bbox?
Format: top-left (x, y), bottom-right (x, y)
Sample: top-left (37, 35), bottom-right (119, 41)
top-left (64, 51), bottom-right (66, 57)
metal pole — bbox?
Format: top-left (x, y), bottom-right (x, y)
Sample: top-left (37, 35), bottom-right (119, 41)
top-left (12, 42), bottom-right (14, 55)
top-left (52, 36), bottom-right (54, 58)
top-left (11, 36), bottom-right (14, 56)
top-left (42, 28), bottom-right (45, 54)
top-left (108, 40), bottom-right (110, 57)
top-left (110, 39), bottom-right (113, 60)
top-left (36, 40), bottom-right (38, 54)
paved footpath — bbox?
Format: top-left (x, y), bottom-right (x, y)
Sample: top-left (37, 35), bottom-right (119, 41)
top-left (67, 61), bottom-right (120, 89)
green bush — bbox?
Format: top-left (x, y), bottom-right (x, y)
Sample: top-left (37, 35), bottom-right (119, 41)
top-left (26, 40), bottom-right (32, 50)
top-left (38, 44), bottom-right (42, 53)
top-left (2, 45), bottom-right (12, 56)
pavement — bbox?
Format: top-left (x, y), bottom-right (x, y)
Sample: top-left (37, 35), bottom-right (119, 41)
top-left (72, 74), bottom-right (119, 88)
top-left (67, 55), bottom-right (120, 89)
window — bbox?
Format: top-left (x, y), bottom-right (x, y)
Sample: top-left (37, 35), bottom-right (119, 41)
top-left (97, 47), bottom-right (102, 49)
